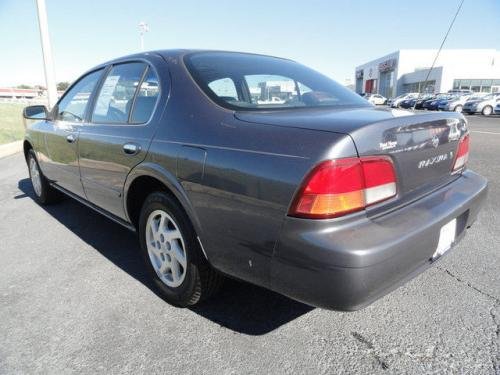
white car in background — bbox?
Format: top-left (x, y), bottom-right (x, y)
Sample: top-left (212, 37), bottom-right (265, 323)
top-left (388, 93), bottom-right (419, 108)
top-left (463, 93), bottom-right (500, 116)
top-left (441, 93), bottom-right (487, 113)
top-left (365, 93), bottom-right (387, 105)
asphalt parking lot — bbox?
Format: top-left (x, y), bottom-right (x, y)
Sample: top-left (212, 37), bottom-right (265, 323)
top-left (0, 114), bottom-right (499, 374)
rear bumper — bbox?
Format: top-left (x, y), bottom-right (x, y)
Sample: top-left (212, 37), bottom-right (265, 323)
top-left (271, 170), bottom-right (488, 310)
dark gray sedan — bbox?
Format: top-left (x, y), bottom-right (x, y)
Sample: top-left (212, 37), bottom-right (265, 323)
top-left (22, 50), bottom-right (487, 310)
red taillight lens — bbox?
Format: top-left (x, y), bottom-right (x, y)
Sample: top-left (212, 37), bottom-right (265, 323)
top-left (289, 156), bottom-right (397, 219)
top-left (452, 134), bottom-right (469, 172)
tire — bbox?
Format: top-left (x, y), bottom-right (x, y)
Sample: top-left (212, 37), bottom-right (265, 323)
top-left (482, 106), bottom-right (493, 116)
top-left (138, 191), bottom-right (223, 307)
top-left (454, 105), bottom-right (463, 113)
top-left (27, 149), bottom-right (62, 205)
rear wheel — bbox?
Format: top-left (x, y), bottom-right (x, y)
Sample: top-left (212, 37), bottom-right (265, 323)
top-left (454, 105), bottom-right (463, 113)
top-left (27, 150), bottom-right (62, 205)
top-left (138, 192), bottom-right (223, 307)
top-left (482, 106), bottom-right (493, 116)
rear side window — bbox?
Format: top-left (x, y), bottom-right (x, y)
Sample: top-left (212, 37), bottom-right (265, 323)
top-left (208, 78), bottom-right (238, 101)
top-left (92, 63), bottom-right (147, 124)
top-left (130, 68), bottom-right (160, 123)
top-left (185, 52), bottom-right (369, 111)
top-left (56, 69), bottom-right (103, 122)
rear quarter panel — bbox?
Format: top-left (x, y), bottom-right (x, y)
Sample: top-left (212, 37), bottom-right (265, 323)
top-left (146, 55), bottom-right (358, 287)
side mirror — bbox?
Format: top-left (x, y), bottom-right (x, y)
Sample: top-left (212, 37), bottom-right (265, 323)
top-left (23, 105), bottom-right (48, 120)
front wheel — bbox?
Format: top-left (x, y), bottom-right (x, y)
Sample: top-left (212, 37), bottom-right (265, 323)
top-left (138, 192), bottom-right (223, 307)
top-left (27, 150), bottom-right (62, 205)
top-left (482, 106), bottom-right (493, 116)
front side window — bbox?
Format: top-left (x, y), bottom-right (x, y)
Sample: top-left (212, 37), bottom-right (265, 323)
top-left (185, 52), bottom-right (369, 111)
top-left (56, 69), bottom-right (103, 122)
top-left (92, 63), bottom-right (147, 123)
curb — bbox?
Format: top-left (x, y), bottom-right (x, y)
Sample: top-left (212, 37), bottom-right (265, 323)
top-left (0, 140), bottom-right (23, 159)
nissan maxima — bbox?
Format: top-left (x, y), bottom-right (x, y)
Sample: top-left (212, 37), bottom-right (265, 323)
top-left (22, 50), bottom-right (487, 310)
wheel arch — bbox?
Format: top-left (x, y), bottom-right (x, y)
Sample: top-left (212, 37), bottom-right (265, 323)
top-left (123, 162), bottom-right (202, 236)
top-left (23, 139), bottom-right (34, 162)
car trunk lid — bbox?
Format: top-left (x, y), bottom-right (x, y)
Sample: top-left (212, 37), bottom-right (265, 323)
top-left (235, 107), bottom-right (468, 207)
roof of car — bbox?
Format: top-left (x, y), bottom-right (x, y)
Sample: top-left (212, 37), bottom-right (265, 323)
top-left (101, 49), bottom-right (292, 65)
top-left (82, 49), bottom-right (295, 77)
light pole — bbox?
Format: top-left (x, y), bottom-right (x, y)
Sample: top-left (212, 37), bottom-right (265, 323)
top-left (35, 0), bottom-right (57, 109)
top-left (138, 22), bottom-right (149, 51)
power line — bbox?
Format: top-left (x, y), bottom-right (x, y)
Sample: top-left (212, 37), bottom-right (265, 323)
top-left (412, 0), bottom-right (465, 109)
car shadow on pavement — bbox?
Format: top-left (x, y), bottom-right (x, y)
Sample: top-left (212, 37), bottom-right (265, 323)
top-left (18, 178), bottom-right (314, 335)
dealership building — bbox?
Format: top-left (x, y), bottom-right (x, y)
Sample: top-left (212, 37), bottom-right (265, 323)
top-left (355, 49), bottom-right (500, 98)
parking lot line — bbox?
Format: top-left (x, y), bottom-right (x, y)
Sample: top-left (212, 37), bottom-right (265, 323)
top-left (471, 130), bottom-right (500, 135)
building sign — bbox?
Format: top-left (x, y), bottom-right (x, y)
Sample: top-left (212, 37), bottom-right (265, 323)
top-left (378, 58), bottom-right (397, 72)
top-left (355, 70), bottom-right (363, 79)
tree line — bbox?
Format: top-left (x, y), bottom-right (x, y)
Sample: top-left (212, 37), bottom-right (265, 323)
top-left (15, 82), bottom-right (71, 91)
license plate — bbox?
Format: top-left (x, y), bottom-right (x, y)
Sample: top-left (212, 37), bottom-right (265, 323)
top-left (432, 219), bottom-right (457, 260)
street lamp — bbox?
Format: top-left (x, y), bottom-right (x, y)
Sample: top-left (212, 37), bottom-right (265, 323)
top-left (35, 0), bottom-right (57, 109)
top-left (138, 22), bottom-right (149, 51)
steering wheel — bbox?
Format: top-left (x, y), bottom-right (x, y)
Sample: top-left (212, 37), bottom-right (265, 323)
top-left (59, 111), bottom-right (82, 122)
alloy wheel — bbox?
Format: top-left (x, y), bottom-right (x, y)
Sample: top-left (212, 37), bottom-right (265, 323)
top-left (29, 157), bottom-right (42, 197)
top-left (145, 209), bottom-right (187, 288)
top-left (482, 106), bottom-right (492, 116)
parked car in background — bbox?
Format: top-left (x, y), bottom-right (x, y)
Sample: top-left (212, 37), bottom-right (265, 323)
top-left (463, 93), bottom-right (500, 116)
top-left (441, 93), bottom-right (487, 113)
top-left (494, 102), bottom-right (500, 115)
top-left (423, 94), bottom-right (454, 111)
top-left (398, 98), bottom-right (415, 109)
top-left (421, 96), bottom-right (439, 110)
top-left (388, 93), bottom-right (419, 108)
top-left (414, 94), bottom-right (436, 109)
top-left (399, 94), bottom-right (434, 109)
top-left (365, 93), bottom-right (387, 105)
top-left (22, 50), bottom-right (487, 311)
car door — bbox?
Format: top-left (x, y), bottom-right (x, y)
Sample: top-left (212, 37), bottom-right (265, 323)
top-left (78, 61), bottom-right (162, 219)
top-left (41, 69), bottom-right (104, 198)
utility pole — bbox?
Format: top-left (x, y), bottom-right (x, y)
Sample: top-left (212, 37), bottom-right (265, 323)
top-left (35, 0), bottom-right (57, 109)
top-left (138, 22), bottom-right (149, 51)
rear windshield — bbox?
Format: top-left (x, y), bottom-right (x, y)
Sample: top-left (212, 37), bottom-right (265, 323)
top-left (184, 52), bottom-right (369, 111)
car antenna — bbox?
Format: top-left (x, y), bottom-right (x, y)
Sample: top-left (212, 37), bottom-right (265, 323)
top-left (412, 0), bottom-right (465, 110)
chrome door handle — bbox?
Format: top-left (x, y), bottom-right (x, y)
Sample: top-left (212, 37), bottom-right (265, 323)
top-left (66, 134), bottom-right (76, 143)
top-left (123, 143), bottom-right (140, 155)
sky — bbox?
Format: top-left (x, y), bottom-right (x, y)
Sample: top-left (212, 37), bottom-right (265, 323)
top-left (0, 0), bottom-right (499, 87)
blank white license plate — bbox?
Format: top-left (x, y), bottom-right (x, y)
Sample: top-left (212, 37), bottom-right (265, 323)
top-left (432, 219), bottom-right (457, 260)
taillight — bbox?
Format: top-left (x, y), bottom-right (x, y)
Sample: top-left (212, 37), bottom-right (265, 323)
top-left (289, 156), bottom-right (397, 219)
top-left (452, 134), bottom-right (469, 172)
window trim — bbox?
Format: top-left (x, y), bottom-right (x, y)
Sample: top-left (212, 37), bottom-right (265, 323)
top-left (52, 67), bottom-right (105, 123)
top-left (86, 60), bottom-right (161, 127)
